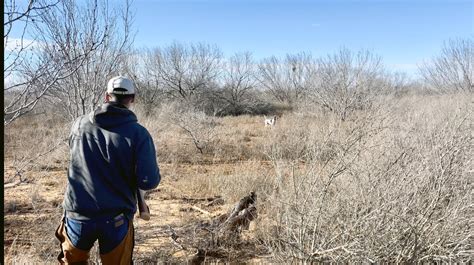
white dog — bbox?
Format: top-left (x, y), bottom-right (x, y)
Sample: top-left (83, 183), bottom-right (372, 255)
top-left (264, 115), bottom-right (277, 127)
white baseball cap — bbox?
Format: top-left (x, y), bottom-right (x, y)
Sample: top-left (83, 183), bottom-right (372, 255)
top-left (107, 76), bottom-right (135, 95)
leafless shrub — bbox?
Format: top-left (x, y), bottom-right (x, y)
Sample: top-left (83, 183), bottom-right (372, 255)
top-left (257, 94), bottom-right (473, 263)
top-left (149, 42), bottom-right (223, 101)
top-left (308, 48), bottom-right (388, 121)
top-left (420, 37), bottom-right (473, 93)
top-left (258, 52), bottom-right (315, 106)
top-left (160, 101), bottom-right (219, 155)
top-left (207, 52), bottom-right (258, 116)
top-left (126, 48), bottom-right (168, 117)
top-left (130, 44), bottom-right (294, 117)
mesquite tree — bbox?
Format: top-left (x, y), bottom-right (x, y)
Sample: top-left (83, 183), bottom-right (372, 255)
top-left (150, 42), bottom-right (223, 100)
top-left (310, 48), bottom-right (386, 121)
top-left (33, 0), bottom-right (134, 121)
top-left (212, 51), bottom-right (257, 116)
top-left (420, 38), bottom-right (473, 93)
top-left (4, 0), bottom-right (69, 125)
top-left (123, 48), bottom-right (168, 117)
top-left (258, 52), bottom-right (315, 106)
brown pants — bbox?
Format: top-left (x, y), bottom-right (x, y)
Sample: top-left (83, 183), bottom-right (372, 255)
top-left (55, 217), bottom-right (134, 265)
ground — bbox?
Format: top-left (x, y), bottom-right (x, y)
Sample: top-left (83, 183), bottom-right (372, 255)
top-left (4, 160), bottom-right (270, 264)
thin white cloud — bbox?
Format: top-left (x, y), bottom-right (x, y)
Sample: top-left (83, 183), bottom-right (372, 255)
top-left (311, 23), bottom-right (321, 27)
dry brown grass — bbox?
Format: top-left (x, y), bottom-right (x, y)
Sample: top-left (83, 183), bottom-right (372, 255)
top-left (4, 93), bottom-right (473, 263)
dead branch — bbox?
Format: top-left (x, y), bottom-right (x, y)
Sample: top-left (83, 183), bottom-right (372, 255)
top-left (221, 192), bottom-right (258, 232)
top-left (4, 180), bottom-right (23, 189)
top-left (167, 191), bottom-right (259, 261)
top-left (191, 206), bottom-right (212, 216)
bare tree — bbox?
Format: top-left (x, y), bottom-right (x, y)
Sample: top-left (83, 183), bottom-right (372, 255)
top-left (4, 0), bottom-right (59, 81)
top-left (125, 48), bottom-right (167, 116)
top-left (4, 0), bottom-right (132, 124)
top-left (151, 42), bottom-right (223, 100)
top-left (420, 38), bottom-right (473, 93)
top-left (309, 48), bottom-right (386, 121)
top-left (4, 0), bottom-right (62, 125)
top-left (210, 52), bottom-right (257, 116)
top-left (258, 52), bottom-right (315, 106)
top-left (32, 0), bottom-right (134, 121)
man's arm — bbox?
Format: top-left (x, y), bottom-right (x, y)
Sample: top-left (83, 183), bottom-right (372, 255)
top-left (135, 130), bottom-right (161, 190)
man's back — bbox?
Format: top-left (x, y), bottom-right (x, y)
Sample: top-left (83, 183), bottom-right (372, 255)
top-left (64, 102), bottom-right (160, 220)
top-left (56, 76), bottom-right (160, 264)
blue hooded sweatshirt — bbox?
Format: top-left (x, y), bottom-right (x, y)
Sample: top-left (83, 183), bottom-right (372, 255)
top-left (63, 102), bottom-right (160, 220)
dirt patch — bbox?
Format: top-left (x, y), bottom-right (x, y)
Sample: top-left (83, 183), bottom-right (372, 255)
top-left (3, 162), bottom-right (268, 263)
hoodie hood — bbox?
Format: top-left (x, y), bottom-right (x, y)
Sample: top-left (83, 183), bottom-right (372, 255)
top-left (90, 102), bottom-right (138, 129)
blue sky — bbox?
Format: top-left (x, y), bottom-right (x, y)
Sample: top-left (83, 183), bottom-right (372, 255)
top-left (132, 0), bottom-right (473, 76)
top-left (5, 0), bottom-right (473, 77)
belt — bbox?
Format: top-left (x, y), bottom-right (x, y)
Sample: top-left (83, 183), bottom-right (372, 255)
top-left (65, 211), bottom-right (125, 222)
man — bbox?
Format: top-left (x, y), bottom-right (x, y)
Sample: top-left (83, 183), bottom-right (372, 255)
top-left (55, 76), bottom-right (161, 264)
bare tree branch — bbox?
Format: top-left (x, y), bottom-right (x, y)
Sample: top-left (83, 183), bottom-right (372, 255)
top-left (420, 38), bottom-right (473, 93)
